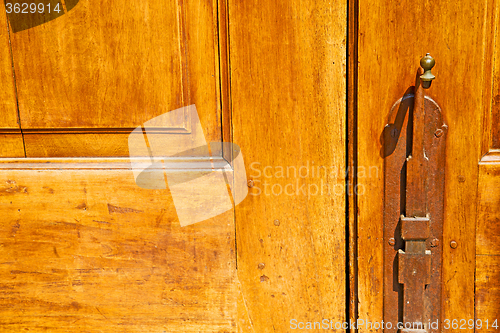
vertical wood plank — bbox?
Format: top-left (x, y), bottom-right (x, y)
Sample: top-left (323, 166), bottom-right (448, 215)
top-left (229, 0), bottom-right (347, 331)
top-left (0, 1), bottom-right (25, 157)
top-left (475, 157), bottom-right (500, 329)
top-left (488, 1), bottom-right (500, 150)
top-left (476, 255), bottom-right (500, 333)
top-left (476, 1), bottom-right (500, 323)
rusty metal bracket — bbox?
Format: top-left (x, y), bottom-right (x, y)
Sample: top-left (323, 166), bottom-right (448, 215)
top-left (383, 54), bottom-right (447, 333)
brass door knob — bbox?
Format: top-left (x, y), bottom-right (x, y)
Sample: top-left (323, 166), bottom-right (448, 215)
top-left (420, 53), bottom-right (436, 89)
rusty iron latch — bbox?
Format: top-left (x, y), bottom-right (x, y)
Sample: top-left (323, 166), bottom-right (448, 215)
top-left (383, 54), bottom-right (447, 333)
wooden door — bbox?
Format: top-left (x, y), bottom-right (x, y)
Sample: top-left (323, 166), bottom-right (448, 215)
top-left (0, 0), bottom-right (236, 332)
top-left (3, 0), bottom-right (498, 331)
top-left (0, 0), bottom-right (348, 332)
top-left (228, 0), bottom-right (347, 331)
top-left (354, 0), bottom-right (500, 332)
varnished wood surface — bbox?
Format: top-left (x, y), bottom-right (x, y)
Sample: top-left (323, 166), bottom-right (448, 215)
top-left (7, 0), bottom-right (222, 157)
top-left (357, 0), bottom-right (495, 330)
top-left (0, 1), bottom-right (26, 158)
top-left (0, 169), bottom-right (236, 332)
top-left (0, 133), bottom-right (25, 158)
top-left (477, 162), bottom-right (500, 256)
top-left (488, 2), bottom-right (500, 150)
top-left (475, 256), bottom-right (500, 333)
top-left (476, 0), bottom-right (500, 327)
top-left (229, 0), bottom-right (347, 331)
top-left (0, 1), bottom-right (18, 130)
top-left (476, 161), bottom-right (500, 331)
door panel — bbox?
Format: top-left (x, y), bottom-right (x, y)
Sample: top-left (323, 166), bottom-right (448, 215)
top-left (0, 2), bottom-right (24, 157)
top-left (476, 4), bottom-right (500, 328)
top-left (0, 0), bottom-right (236, 331)
top-left (8, 0), bottom-right (221, 157)
top-left (356, 0), bottom-right (495, 330)
top-left (476, 158), bottom-right (500, 333)
top-left (0, 162), bottom-right (236, 332)
top-left (228, 0), bottom-right (347, 331)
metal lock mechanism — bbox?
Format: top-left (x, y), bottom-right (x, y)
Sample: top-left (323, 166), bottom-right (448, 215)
top-left (383, 54), bottom-right (447, 333)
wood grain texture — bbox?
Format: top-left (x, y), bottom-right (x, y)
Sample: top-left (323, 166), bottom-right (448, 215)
top-left (0, 1), bottom-right (19, 130)
top-left (488, 0), bottom-right (500, 150)
top-left (0, 1), bottom-right (25, 157)
top-left (475, 256), bottom-right (500, 333)
top-left (477, 161), bottom-right (500, 256)
top-left (475, 0), bottom-right (500, 327)
top-left (0, 132), bottom-right (25, 158)
top-left (0, 167), bottom-right (236, 332)
top-left (8, 0), bottom-right (222, 157)
top-left (357, 0), bottom-right (494, 331)
top-left (228, 0), bottom-right (347, 331)
top-left (476, 160), bottom-right (500, 332)
top-left (23, 132), bottom-right (133, 157)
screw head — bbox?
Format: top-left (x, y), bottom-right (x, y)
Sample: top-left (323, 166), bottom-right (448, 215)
top-left (450, 240), bottom-right (458, 249)
top-left (258, 263), bottom-right (265, 270)
top-left (247, 180), bottom-right (254, 188)
top-left (430, 238), bottom-right (439, 247)
top-left (435, 129), bottom-right (444, 137)
top-left (274, 219), bottom-right (280, 226)
top-left (388, 238), bottom-right (396, 246)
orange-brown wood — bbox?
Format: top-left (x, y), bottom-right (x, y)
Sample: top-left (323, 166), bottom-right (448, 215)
top-left (477, 156), bottom-right (500, 256)
top-left (489, 3), bottom-right (500, 150)
top-left (228, 0), bottom-right (347, 331)
top-left (0, 161), bottom-right (236, 332)
top-left (476, 157), bottom-right (500, 328)
top-left (0, 1), bottom-right (25, 158)
top-left (8, 0), bottom-right (222, 157)
top-left (0, 1), bottom-right (18, 131)
top-left (22, 132), bottom-right (134, 157)
top-left (475, 256), bottom-right (500, 333)
top-left (0, 132), bottom-right (25, 158)
top-left (475, 0), bottom-right (500, 326)
top-left (357, 0), bottom-right (495, 331)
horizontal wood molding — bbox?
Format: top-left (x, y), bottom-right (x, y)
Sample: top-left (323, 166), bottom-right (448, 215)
top-left (0, 156), bottom-right (231, 171)
top-left (480, 149), bottom-right (500, 163)
top-left (0, 128), bottom-right (191, 134)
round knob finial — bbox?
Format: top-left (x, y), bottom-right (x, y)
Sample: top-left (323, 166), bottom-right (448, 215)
top-left (420, 53), bottom-right (435, 71)
top-left (420, 53), bottom-right (435, 89)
